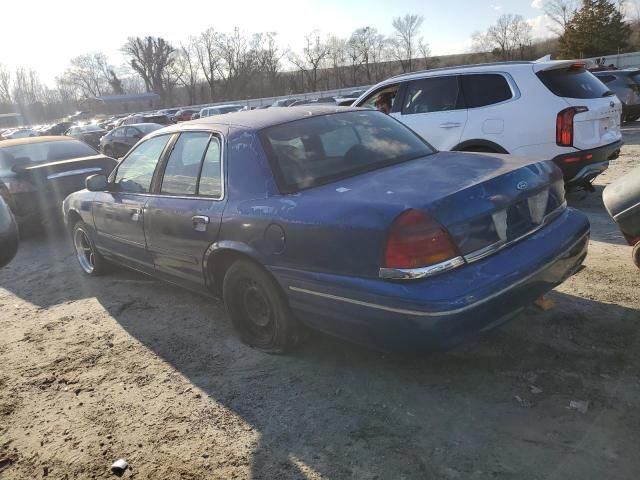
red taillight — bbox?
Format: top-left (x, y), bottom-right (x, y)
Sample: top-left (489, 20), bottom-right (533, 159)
top-left (569, 62), bottom-right (586, 71)
top-left (556, 106), bottom-right (588, 147)
top-left (384, 209), bottom-right (460, 269)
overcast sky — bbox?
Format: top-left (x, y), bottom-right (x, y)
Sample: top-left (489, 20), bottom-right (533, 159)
top-left (0, 0), bottom-right (579, 86)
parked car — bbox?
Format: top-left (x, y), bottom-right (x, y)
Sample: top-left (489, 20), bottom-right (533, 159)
top-left (157, 108), bottom-right (181, 117)
top-left (199, 104), bottom-right (246, 118)
top-left (271, 98), bottom-right (298, 107)
top-left (353, 60), bottom-right (623, 190)
top-left (121, 113), bottom-right (173, 126)
top-left (603, 165), bottom-right (640, 268)
top-left (0, 136), bottom-right (117, 226)
top-left (173, 109), bottom-right (200, 122)
top-left (63, 106), bottom-right (589, 353)
top-left (43, 121), bottom-right (74, 136)
top-left (99, 123), bottom-right (163, 158)
top-left (191, 112), bottom-right (201, 120)
top-left (65, 124), bottom-right (107, 149)
top-left (1, 128), bottom-right (39, 140)
top-left (0, 192), bottom-right (18, 268)
top-left (593, 70), bottom-right (640, 122)
top-left (289, 97), bottom-right (337, 106)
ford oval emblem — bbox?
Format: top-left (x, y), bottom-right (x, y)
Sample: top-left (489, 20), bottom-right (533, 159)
top-left (516, 181), bottom-right (529, 191)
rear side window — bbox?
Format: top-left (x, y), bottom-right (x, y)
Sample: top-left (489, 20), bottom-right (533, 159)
top-left (161, 132), bottom-right (211, 195)
top-left (537, 68), bottom-right (612, 99)
top-left (402, 76), bottom-right (463, 114)
top-left (461, 74), bottom-right (513, 108)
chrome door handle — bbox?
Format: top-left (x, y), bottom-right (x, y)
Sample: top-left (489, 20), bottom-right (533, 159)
top-left (192, 215), bottom-right (210, 232)
top-left (439, 122), bottom-right (461, 128)
top-left (131, 208), bottom-right (141, 222)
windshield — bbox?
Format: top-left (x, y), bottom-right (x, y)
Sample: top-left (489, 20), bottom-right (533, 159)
top-left (260, 110), bottom-right (434, 193)
top-left (0, 140), bottom-right (97, 170)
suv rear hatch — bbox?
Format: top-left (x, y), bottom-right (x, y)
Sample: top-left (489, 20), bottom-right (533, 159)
top-left (535, 61), bottom-right (622, 150)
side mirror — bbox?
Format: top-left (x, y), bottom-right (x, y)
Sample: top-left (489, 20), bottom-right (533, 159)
top-left (86, 174), bottom-right (108, 192)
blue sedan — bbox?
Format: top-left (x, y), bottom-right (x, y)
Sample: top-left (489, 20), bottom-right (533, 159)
top-left (63, 106), bottom-right (590, 353)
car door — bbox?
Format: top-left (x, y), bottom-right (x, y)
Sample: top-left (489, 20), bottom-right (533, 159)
top-left (110, 127), bottom-right (127, 157)
top-left (124, 127), bottom-right (143, 156)
top-left (144, 131), bottom-right (225, 290)
top-left (93, 134), bottom-right (173, 273)
top-left (392, 75), bottom-right (468, 150)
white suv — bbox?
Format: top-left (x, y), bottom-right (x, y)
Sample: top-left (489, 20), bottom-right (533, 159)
top-left (353, 60), bottom-right (623, 189)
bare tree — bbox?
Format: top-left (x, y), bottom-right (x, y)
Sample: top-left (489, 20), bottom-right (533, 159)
top-left (483, 14), bottom-right (533, 60)
top-left (0, 65), bottom-right (12, 104)
top-left (216, 27), bottom-right (256, 98)
top-left (60, 52), bottom-right (113, 99)
top-left (195, 28), bottom-right (221, 102)
top-left (122, 36), bottom-right (176, 104)
top-left (370, 33), bottom-right (390, 82)
top-left (254, 32), bottom-right (284, 96)
top-left (545, 0), bottom-right (578, 35)
top-left (174, 41), bottom-right (201, 105)
top-left (390, 14), bottom-right (425, 72)
top-left (289, 32), bottom-right (331, 91)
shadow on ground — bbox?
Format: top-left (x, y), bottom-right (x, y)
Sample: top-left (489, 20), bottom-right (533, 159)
top-left (2, 231), bottom-right (639, 478)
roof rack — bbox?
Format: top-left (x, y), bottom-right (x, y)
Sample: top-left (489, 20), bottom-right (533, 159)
top-left (388, 61), bottom-right (534, 80)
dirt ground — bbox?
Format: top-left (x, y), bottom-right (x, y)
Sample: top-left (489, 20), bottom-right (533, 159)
top-left (1, 132), bottom-right (639, 480)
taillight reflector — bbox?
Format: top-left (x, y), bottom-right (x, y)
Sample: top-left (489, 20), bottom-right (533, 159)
top-left (384, 209), bottom-right (460, 269)
top-left (556, 106), bottom-right (588, 147)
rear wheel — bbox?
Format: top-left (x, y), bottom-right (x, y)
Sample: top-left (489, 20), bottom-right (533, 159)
top-left (72, 221), bottom-right (109, 275)
top-left (633, 243), bottom-right (640, 269)
top-left (222, 259), bottom-right (300, 353)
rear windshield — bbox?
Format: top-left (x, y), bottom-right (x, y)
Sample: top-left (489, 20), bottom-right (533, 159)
top-left (260, 110), bottom-right (434, 193)
top-left (136, 123), bottom-right (163, 134)
top-left (0, 140), bottom-right (97, 170)
top-left (537, 68), bottom-right (613, 99)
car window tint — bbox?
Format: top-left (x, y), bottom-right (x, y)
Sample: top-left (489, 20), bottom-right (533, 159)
top-left (0, 140), bottom-right (97, 169)
top-left (161, 132), bottom-right (210, 195)
top-left (261, 110), bottom-right (433, 193)
top-left (114, 135), bottom-right (171, 193)
top-left (198, 137), bottom-right (222, 197)
top-left (537, 68), bottom-right (612, 99)
top-left (113, 128), bottom-right (125, 138)
top-left (402, 76), bottom-right (463, 114)
top-left (595, 75), bottom-right (616, 84)
top-left (461, 74), bottom-right (512, 108)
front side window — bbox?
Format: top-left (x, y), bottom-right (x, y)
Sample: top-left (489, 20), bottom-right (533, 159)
top-left (402, 76), bottom-right (463, 114)
top-left (260, 110), bottom-right (433, 193)
top-left (114, 135), bottom-right (171, 193)
top-left (461, 74), bottom-right (513, 108)
top-left (357, 84), bottom-right (400, 111)
top-left (160, 132), bottom-right (211, 195)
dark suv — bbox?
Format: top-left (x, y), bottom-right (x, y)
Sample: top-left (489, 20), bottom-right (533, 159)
top-left (594, 70), bottom-right (640, 122)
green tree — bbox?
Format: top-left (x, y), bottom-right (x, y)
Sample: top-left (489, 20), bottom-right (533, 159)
top-left (560, 0), bottom-right (630, 58)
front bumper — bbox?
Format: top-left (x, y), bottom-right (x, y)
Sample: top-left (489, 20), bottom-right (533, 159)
top-left (273, 208), bottom-right (590, 351)
top-left (553, 140), bottom-right (623, 186)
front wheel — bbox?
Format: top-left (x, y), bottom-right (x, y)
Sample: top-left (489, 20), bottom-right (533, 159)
top-left (633, 243), bottom-right (640, 269)
top-left (72, 221), bottom-right (109, 275)
top-left (223, 259), bottom-right (300, 353)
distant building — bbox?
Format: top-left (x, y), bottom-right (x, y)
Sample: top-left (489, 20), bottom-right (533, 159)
top-left (0, 113), bottom-right (23, 129)
top-left (84, 93), bottom-right (161, 115)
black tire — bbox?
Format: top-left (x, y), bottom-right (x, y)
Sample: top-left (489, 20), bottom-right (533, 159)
top-left (72, 221), bottom-right (109, 276)
top-left (222, 259), bottom-right (299, 353)
top-left (633, 243), bottom-right (640, 269)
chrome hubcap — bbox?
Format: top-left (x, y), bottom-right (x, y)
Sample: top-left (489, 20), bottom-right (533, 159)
top-left (74, 229), bottom-right (95, 273)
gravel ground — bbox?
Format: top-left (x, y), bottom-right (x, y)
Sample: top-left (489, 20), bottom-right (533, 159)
top-left (0, 132), bottom-right (639, 480)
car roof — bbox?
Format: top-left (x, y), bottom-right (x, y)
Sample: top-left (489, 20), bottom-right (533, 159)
top-left (157, 105), bottom-right (362, 132)
top-left (0, 136), bottom-right (72, 148)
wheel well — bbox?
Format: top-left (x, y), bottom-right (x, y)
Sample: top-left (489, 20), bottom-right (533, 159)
top-left (206, 249), bottom-right (255, 297)
top-left (453, 139), bottom-right (508, 154)
top-left (66, 210), bottom-right (82, 232)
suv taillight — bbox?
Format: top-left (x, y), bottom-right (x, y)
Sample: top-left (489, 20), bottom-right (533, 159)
top-left (384, 209), bottom-right (460, 269)
top-left (556, 106), bottom-right (588, 147)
